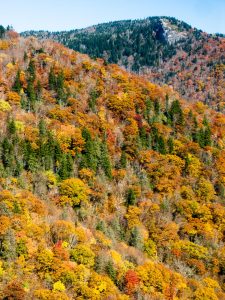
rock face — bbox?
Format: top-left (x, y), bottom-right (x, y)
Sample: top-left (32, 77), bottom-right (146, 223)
top-left (161, 18), bottom-right (188, 44)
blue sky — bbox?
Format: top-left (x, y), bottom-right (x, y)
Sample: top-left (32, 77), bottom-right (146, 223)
top-left (1, 0), bottom-right (225, 33)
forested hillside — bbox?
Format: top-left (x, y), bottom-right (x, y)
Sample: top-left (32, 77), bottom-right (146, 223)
top-left (22, 17), bottom-right (192, 70)
top-left (22, 17), bottom-right (225, 109)
top-left (0, 28), bottom-right (225, 299)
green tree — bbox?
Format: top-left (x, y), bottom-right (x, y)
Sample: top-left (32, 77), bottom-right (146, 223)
top-left (26, 80), bottom-right (36, 111)
top-left (158, 136), bottom-right (166, 155)
top-left (58, 154), bottom-right (73, 180)
top-left (167, 137), bottom-right (174, 153)
top-left (81, 128), bottom-right (99, 172)
top-left (0, 25), bottom-right (5, 38)
top-left (129, 227), bottom-right (143, 250)
top-left (49, 67), bottom-right (56, 90)
top-left (27, 60), bottom-right (36, 82)
top-left (126, 189), bottom-right (136, 206)
top-left (100, 140), bottom-right (112, 179)
top-left (12, 70), bottom-right (22, 93)
top-left (120, 150), bottom-right (127, 168)
top-left (106, 260), bottom-right (117, 283)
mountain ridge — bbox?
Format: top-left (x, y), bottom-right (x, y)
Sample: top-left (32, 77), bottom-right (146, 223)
top-left (21, 16), bottom-right (225, 110)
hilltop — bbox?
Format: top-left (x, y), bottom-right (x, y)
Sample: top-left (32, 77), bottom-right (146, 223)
top-left (21, 16), bottom-right (225, 110)
top-left (0, 30), bottom-right (225, 299)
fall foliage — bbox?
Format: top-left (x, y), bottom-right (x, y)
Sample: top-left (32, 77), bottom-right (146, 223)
top-left (0, 27), bottom-right (224, 300)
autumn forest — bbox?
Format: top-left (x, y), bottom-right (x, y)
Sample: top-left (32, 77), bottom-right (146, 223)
top-left (0, 17), bottom-right (225, 300)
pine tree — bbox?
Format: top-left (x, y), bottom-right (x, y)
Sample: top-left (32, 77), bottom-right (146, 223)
top-left (129, 227), bottom-right (143, 250)
top-left (192, 115), bottom-right (199, 142)
top-left (165, 94), bottom-right (169, 116)
top-left (58, 154), bottom-right (73, 179)
top-left (49, 67), bottom-right (56, 90)
top-left (0, 25), bottom-right (5, 39)
top-left (158, 136), bottom-right (166, 154)
top-left (23, 52), bottom-right (28, 61)
top-left (204, 126), bottom-right (211, 146)
top-left (126, 189), bottom-right (136, 206)
top-left (1, 138), bottom-right (13, 169)
top-left (106, 261), bottom-right (117, 283)
top-left (88, 89), bottom-right (100, 112)
top-left (56, 71), bottom-right (65, 104)
top-left (7, 118), bottom-right (16, 135)
top-left (12, 70), bottom-right (22, 93)
top-left (151, 126), bottom-right (159, 152)
top-left (167, 137), bottom-right (174, 153)
top-left (169, 100), bottom-right (184, 127)
top-left (36, 80), bottom-right (42, 100)
top-left (38, 119), bottom-right (47, 136)
top-left (100, 140), bottom-right (112, 179)
top-left (81, 128), bottom-right (98, 172)
top-left (26, 81), bottom-right (36, 111)
top-left (144, 98), bottom-right (152, 124)
top-left (27, 60), bottom-right (36, 82)
top-left (154, 99), bottom-right (160, 115)
top-left (139, 127), bottom-right (147, 148)
top-left (120, 150), bottom-right (127, 168)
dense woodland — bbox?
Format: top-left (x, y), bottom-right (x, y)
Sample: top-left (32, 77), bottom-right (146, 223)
top-left (21, 17), bottom-right (194, 70)
top-left (22, 17), bottom-right (225, 111)
top-left (0, 27), bottom-right (225, 299)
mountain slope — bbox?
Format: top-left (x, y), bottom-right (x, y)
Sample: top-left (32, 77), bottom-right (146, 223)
top-left (22, 16), bottom-right (225, 110)
top-left (22, 17), bottom-right (192, 68)
top-left (0, 32), bottom-right (225, 299)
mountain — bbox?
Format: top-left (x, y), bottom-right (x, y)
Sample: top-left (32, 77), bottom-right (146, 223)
top-left (0, 29), bottom-right (225, 299)
top-left (22, 17), bottom-right (192, 68)
top-left (21, 16), bottom-right (225, 110)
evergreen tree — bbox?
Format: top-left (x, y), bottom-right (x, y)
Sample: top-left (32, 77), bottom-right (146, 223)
top-left (167, 137), bottom-right (174, 153)
top-left (169, 100), bottom-right (184, 126)
top-left (100, 140), bottom-right (112, 179)
top-left (56, 70), bottom-right (65, 104)
top-left (36, 80), bottom-right (42, 100)
top-left (204, 126), bottom-right (212, 146)
top-left (0, 25), bottom-right (5, 39)
top-left (26, 81), bottom-right (36, 111)
top-left (88, 89), bottom-right (100, 112)
top-left (12, 70), bottom-right (21, 93)
top-left (7, 118), bottom-right (16, 135)
top-left (106, 261), bottom-right (117, 283)
top-left (129, 227), bottom-right (143, 250)
top-left (58, 154), bottom-right (73, 179)
top-left (144, 98), bottom-right (152, 124)
top-left (23, 140), bottom-right (38, 172)
top-left (126, 189), bottom-right (136, 206)
top-left (158, 136), bottom-right (166, 155)
top-left (151, 126), bottom-right (159, 152)
top-left (81, 128), bottom-right (98, 172)
top-left (139, 127), bottom-right (147, 148)
top-left (23, 51), bottom-right (28, 61)
top-left (165, 94), bottom-right (169, 117)
top-left (192, 116), bottom-right (199, 142)
top-left (38, 119), bottom-right (47, 136)
top-left (27, 60), bottom-right (36, 82)
top-left (154, 99), bottom-right (160, 115)
top-left (1, 138), bottom-right (13, 169)
top-left (120, 150), bottom-right (127, 169)
top-left (49, 67), bottom-right (56, 90)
